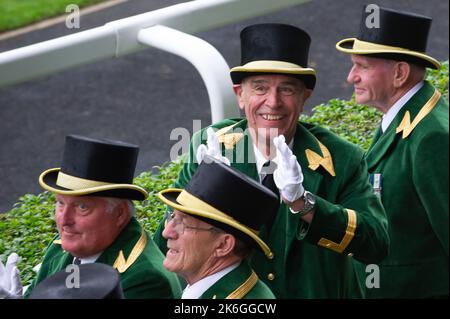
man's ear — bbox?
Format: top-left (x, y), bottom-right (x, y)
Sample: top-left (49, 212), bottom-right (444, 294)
top-left (214, 234), bottom-right (236, 257)
top-left (113, 201), bottom-right (130, 228)
top-left (393, 62), bottom-right (411, 88)
top-left (233, 84), bottom-right (246, 111)
top-left (303, 88), bottom-right (312, 101)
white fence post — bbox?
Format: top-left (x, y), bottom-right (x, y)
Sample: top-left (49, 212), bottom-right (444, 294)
top-left (138, 25), bottom-right (237, 122)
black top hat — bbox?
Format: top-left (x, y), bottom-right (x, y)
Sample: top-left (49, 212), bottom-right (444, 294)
top-left (158, 157), bottom-right (279, 258)
top-left (29, 263), bottom-right (124, 299)
top-left (230, 23), bottom-right (317, 89)
top-left (336, 5), bottom-right (440, 69)
top-left (39, 135), bottom-right (148, 200)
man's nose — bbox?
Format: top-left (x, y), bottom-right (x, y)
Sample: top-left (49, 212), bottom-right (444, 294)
top-left (162, 219), bottom-right (179, 239)
top-left (347, 66), bottom-right (359, 84)
top-left (58, 205), bottom-right (75, 224)
top-left (264, 88), bottom-right (282, 108)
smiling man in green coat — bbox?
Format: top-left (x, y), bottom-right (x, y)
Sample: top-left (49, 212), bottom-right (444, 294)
top-left (0, 135), bottom-right (182, 299)
top-left (336, 6), bottom-right (449, 298)
top-left (158, 158), bottom-right (278, 299)
top-left (155, 23), bottom-right (389, 299)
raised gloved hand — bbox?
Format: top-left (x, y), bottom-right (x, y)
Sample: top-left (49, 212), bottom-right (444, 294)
top-left (0, 253), bottom-right (23, 299)
top-left (273, 135), bottom-right (305, 203)
top-left (196, 127), bottom-right (230, 166)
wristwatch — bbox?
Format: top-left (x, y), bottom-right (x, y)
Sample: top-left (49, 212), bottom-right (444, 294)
top-left (289, 191), bottom-right (316, 216)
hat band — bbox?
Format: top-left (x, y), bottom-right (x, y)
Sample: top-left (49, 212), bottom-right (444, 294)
top-left (353, 38), bottom-right (424, 54)
top-left (242, 60), bottom-right (304, 69)
top-left (56, 171), bottom-right (114, 190)
top-left (176, 190), bottom-right (259, 234)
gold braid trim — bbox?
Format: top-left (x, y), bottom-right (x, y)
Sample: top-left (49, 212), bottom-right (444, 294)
top-left (318, 209), bottom-right (357, 253)
top-left (225, 270), bottom-right (258, 299)
top-left (396, 89), bottom-right (441, 139)
top-left (113, 230), bottom-right (147, 273)
top-left (305, 139), bottom-right (336, 177)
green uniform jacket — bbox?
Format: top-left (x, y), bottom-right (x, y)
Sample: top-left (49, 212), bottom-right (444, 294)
top-left (365, 82), bottom-right (449, 298)
top-left (155, 120), bottom-right (389, 298)
top-left (200, 261), bottom-right (275, 299)
top-left (24, 218), bottom-right (182, 299)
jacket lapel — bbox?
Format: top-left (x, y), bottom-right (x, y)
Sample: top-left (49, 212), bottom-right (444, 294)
top-left (293, 124), bottom-right (326, 195)
top-left (366, 81), bottom-right (436, 170)
top-left (366, 123), bottom-right (400, 170)
top-left (200, 262), bottom-right (255, 299)
top-left (222, 119), bottom-right (258, 181)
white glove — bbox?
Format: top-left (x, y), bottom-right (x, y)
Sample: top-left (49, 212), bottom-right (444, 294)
top-left (196, 127), bottom-right (230, 166)
top-left (0, 253), bottom-right (23, 299)
top-left (273, 135), bottom-right (305, 203)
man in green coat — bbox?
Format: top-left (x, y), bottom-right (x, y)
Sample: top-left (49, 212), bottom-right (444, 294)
top-left (1, 135), bottom-right (181, 299)
top-left (336, 5), bottom-right (448, 298)
top-left (155, 23), bottom-right (389, 298)
top-left (158, 158), bottom-right (278, 299)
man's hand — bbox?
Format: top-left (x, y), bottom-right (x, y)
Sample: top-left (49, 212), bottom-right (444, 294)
top-left (273, 135), bottom-right (305, 203)
top-left (0, 253), bottom-right (23, 299)
top-left (196, 127), bottom-right (230, 165)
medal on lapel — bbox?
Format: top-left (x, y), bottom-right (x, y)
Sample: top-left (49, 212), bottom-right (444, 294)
top-left (369, 173), bottom-right (383, 197)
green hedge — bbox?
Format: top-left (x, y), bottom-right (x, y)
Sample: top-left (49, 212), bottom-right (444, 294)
top-left (1, 61), bottom-right (447, 286)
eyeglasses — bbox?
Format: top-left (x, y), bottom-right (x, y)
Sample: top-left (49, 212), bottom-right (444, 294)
top-left (165, 211), bottom-right (215, 235)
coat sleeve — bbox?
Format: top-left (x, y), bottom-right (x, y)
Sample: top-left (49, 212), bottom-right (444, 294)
top-left (300, 148), bottom-right (390, 264)
top-left (413, 131), bottom-right (449, 256)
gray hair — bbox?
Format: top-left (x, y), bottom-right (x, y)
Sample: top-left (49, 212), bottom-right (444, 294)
top-left (104, 197), bottom-right (135, 217)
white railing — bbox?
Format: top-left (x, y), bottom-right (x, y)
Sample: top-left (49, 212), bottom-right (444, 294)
top-left (0, 0), bottom-right (310, 122)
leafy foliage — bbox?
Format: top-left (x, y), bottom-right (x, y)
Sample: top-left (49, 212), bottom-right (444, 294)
top-left (0, 192), bottom-right (56, 285)
top-left (300, 98), bottom-right (381, 151)
top-left (133, 156), bottom-right (184, 235)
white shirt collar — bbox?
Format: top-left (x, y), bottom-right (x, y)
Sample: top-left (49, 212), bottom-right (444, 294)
top-left (74, 252), bottom-right (102, 265)
top-left (381, 81), bottom-right (424, 133)
top-left (252, 138), bottom-right (294, 181)
top-left (181, 262), bottom-right (240, 299)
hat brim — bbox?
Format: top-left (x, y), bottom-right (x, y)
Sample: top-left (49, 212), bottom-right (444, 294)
top-left (158, 188), bottom-right (273, 259)
top-left (230, 60), bottom-right (316, 89)
top-left (336, 38), bottom-right (441, 69)
top-left (39, 168), bottom-right (148, 201)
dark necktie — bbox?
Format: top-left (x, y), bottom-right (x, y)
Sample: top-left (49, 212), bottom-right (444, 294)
top-left (261, 161), bottom-right (279, 197)
top-left (261, 161), bottom-right (279, 231)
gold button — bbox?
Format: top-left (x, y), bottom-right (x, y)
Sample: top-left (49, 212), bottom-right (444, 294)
top-left (268, 252), bottom-right (274, 259)
top-left (267, 273), bottom-right (275, 281)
